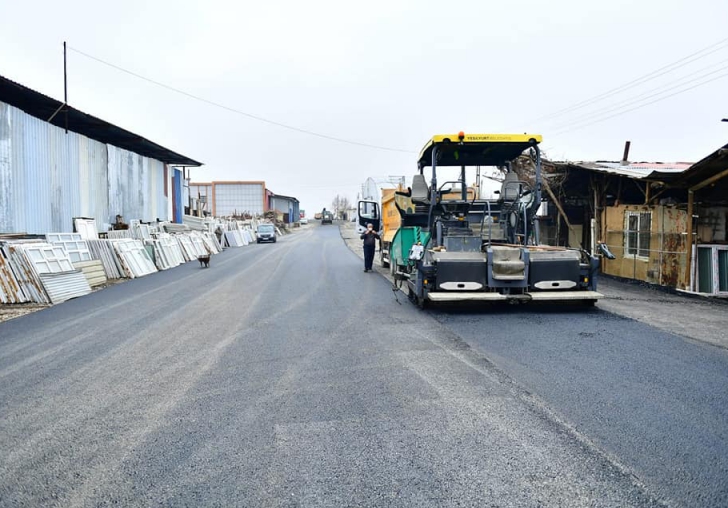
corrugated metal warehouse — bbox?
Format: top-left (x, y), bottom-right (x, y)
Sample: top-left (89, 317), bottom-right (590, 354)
top-left (0, 75), bottom-right (201, 234)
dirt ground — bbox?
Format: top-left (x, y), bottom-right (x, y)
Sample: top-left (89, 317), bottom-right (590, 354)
top-left (0, 278), bottom-right (130, 324)
top-left (0, 303), bottom-right (51, 323)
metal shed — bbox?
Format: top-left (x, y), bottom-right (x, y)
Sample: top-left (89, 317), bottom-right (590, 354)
top-left (268, 193), bottom-right (300, 224)
top-left (0, 74), bottom-right (201, 234)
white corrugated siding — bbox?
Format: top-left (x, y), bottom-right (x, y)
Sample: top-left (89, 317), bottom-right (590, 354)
top-left (0, 103), bottom-right (11, 232)
top-left (78, 134), bottom-right (110, 229)
top-left (39, 271), bottom-right (92, 304)
top-left (0, 100), bottom-right (170, 234)
top-left (107, 146), bottom-right (168, 225)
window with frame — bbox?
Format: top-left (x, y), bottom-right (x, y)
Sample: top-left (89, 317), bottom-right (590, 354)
top-left (625, 211), bottom-right (651, 258)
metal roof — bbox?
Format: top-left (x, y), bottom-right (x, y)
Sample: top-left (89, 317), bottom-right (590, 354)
top-left (0, 74), bottom-right (202, 167)
top-left (268, 192), bottom-right (299, 203)
top-left (552, 161), bottom-right (691, 181)
top-left (670, 142), bottom-right (728, 189)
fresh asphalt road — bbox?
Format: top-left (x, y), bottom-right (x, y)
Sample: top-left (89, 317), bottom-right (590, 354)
top-left (430, 304), bottom-right (728, 508)
top-left (0, 225), bottom-right (722, 507)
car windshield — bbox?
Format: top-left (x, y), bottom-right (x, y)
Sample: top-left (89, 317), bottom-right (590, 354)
top-left (258, 225), bottom-right (274, 232)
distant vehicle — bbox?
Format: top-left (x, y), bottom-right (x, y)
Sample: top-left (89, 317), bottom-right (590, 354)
top-left (314, 213), bottom-right (323, 220)
top-left (300, 217), bottom-right (309, 224)
top-left (321, 210), bottom-right (333, 225)
top-left (256, 223), bottom-right (277, 243)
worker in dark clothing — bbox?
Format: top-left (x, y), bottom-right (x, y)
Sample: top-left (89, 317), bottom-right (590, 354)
top-left (360, 222), bottom-right (380, 272)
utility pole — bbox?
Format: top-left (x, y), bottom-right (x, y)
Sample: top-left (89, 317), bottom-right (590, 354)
top-left (63, 41), bottom-right (68, 133)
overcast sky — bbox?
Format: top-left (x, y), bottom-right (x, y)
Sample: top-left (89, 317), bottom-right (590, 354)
top-left (2, 0), bottom-right (727, 213)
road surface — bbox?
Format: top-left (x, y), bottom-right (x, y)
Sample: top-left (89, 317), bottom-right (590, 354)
top-left (0, 224), bottom-right (725, 507)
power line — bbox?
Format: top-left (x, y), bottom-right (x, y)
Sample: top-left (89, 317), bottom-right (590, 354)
top-left (549, 70), bottom-right (728, 137)
top-left (67, 46), bottom-right (416, 154)
top-left (533, 36), bottom-right (728, 124)
top-left (549, 59), bottom-right (728, 130)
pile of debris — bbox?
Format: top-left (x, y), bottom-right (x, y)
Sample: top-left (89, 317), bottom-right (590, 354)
top-left (263, 210), bottom-right (290, 232)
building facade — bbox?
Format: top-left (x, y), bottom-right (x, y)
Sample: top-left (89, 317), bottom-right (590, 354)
top-left (545, 149), bottom-right (728, 295)
top-left (268, 193), bottom-right (300, 224)
top-left (0, 75), bottom-right (201, 234)
top-left (188, 181), bottom-right (267, 217)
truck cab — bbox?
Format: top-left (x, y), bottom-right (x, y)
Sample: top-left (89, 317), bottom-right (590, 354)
top-left (356, 200), bottom-right (380, 235)
top-left (321, 210), bottom-right (334, 224)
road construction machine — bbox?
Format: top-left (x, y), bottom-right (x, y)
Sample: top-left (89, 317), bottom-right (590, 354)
top-left (389, 132), bottom-right (603, 307)
top-left (321, 209), bottom-right (334, 225)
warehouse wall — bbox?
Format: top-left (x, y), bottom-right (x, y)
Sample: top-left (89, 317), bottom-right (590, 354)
top-left (0, 101), bottom-right (169, 234)
top-left (107, 145), bottom-right (167, 225)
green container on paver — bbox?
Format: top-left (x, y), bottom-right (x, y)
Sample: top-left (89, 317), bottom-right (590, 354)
top-left (390, 226), bottom-right (431, 271)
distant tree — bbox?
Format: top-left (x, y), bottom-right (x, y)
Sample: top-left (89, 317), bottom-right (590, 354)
top-left (331, 195), bottom-right (351, 219)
